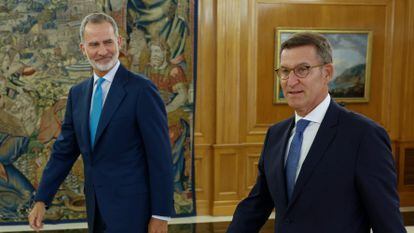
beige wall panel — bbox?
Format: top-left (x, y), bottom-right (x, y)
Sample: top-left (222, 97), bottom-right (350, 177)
top-left (194, 145), bottom-right (214, 214)
top-left (244, 154), bottom-right (260, 196)
top-left (246, 154), bottom-right (260, 191)
top-left (401, 0), bottom-right (414, 140)
top-left (195, 0), bottom-right (216, 144)
top-left (213, 147), bottom-right (241, 199)
top-left (194, 0), bottom-right (217, 215)
top-left (215, 0), bottom-right (242, 144)
top-left (385, 0), bottom-right (404, 140)
top-left (242, 145), bottom-right (265, 194)
top-left (212, 146), bottom-right (242, 215)
top-left (212, 144), bottom-right (264, 215)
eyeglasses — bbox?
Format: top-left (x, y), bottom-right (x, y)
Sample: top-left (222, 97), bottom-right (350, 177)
top-left (275, 64), bottom-right (325, 80)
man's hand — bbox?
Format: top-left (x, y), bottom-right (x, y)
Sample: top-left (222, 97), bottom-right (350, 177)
top-left (148, 217), bottom-right (168, 233)
top-left (28, 202), bottom-right (46, 232)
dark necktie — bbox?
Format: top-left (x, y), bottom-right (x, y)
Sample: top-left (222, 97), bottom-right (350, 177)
top-left (285, 119), bottom-right (311, 200)
top-left (90, 78), bottom-right (105, 146)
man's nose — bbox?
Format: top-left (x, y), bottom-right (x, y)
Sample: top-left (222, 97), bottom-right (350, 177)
top-left (286, 71), bottom-right (300, 86)
top-left (97, 45), bottom-right (107, 56)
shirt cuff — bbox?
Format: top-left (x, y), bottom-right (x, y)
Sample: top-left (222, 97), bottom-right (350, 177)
top-left (152, 215), bottom-right (171, 221)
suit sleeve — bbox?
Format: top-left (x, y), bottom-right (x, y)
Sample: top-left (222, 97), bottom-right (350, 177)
top-left (355, 124), bottom-right (406, 233)
top-left (136, 81), bottom-right (173, 217)
top-left (227, 129), bottom-right (274, 233)
top-left (34, 87), bottom-right (81, 206)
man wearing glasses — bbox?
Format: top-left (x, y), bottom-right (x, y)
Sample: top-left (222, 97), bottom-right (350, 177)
top-left (227, 32), bottom-right (406, 233)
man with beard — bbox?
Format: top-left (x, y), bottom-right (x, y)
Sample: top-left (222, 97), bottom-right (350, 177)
top-left (28, 13), bottom-right (173, 233)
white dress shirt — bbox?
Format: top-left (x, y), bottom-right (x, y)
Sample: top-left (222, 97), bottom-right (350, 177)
top-left (90, 60), bottom-right (120, 113)
top-left (90, 60), bottom-right (170, 221)
top-left (284, 94), bottom-right (331, 181)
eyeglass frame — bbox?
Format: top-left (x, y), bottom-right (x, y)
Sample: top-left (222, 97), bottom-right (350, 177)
top-left (275, 63), bottom-right (327, 80)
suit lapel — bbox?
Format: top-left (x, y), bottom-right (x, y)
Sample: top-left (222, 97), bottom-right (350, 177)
top-left (287, 101), bottom-right (340, 210)
top-left (268, 118), bottom-right (294, 209)
top-left (80, 78), bottom-right (94, 157)
top-left (93, 65), bottom-right (128, 149)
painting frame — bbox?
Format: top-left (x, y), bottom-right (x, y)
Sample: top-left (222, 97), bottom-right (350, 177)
top-left (274, 28), bottom-right (373, 104)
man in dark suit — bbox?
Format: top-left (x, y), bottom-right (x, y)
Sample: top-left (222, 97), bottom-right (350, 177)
top-left (28, 13), bottom-right (173, 233)
top-left (227, 32), bottom-right (406, 233)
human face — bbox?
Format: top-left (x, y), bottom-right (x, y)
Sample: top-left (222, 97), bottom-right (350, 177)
top-left (150, 44), bottom-right (166, 68)
top-left (80, 21), bottom-right (122, 77)
top-left (279, 45), bottom-right (333, 116)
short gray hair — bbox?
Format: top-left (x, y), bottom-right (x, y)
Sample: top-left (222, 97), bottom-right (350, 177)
top-left (280, 32), bottom-right (333, 64)
top-left (79, 12), bottom-right (119, 42)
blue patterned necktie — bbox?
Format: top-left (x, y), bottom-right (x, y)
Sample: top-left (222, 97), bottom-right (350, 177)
top-left (90, 78), bottom-right (105, 146)
top-left (285, 119), bottom-right (311, 201)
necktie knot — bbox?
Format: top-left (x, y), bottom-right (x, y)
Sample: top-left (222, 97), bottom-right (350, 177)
top-left (295, 119), bottom-right (310, 134)
top-left (96, 78), bottom-right (105, 87)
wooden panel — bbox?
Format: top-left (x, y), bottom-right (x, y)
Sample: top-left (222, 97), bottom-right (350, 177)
top-left (399, 143), bottom-right (414, 188)
top-left (243, 145), bottom-right (263, 197)
top-left (401, 0), bottom-right (414, 140)
top-left (404, 148), bottom-right (414, 185)
top-left (384, 0), bottom-right (404, 140)
top-left (194, 0), bottom-right (216, 215)
top-left (398, 142), bottom-right (414, 206)
top-left (216, 0), bottom-right (241, 143)
top-left (213, 146), bottom-right (241, 210)
top-left (214, 146), bottom-right (239, 200)
top-left (211, 144), bottom-right (264, 215)
top-left (195, 0), bottom-right (216, 144)
top-left (216, 151), bottom-right (239, 196)
top-left (246, 154), bottom-right (260, 190)
top-left (194, 145), bottom-right (213, 214)
top-left (194, 157), bottom-right (203, 192)
top-left (397, 0), bottom-right (414, 207)
top-left (244, 0), bottom-right (270, 143)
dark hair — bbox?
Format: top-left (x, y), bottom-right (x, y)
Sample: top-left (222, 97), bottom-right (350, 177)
top-left (79, 12), bottom-right (119, 42)
top-left (280, 32), bottom-right (333, 64)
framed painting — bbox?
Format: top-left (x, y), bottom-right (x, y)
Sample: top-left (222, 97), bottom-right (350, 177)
top-left (274, 28), bottom-right (373, 103)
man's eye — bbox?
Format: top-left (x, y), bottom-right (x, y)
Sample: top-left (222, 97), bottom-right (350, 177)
top-left (296, 66), bottom-right (309, 74)
top-left (280, 69), bottom-right (290, 75)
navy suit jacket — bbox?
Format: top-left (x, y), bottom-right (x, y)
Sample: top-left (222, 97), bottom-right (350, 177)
top-left (35, 65), bottom-right (173, 233)
top-left (228, 101), bottom-right (406, 233)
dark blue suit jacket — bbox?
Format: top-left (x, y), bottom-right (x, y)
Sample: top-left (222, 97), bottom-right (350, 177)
top-left (228, 101), bottom-right (406, 233)
top-left (35, 65), bottom-right (173, 233)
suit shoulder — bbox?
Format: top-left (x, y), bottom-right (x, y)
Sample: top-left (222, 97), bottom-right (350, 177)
top-left (125, 70), bottom-right (157, 90)
top-left (268, 117), bottom-right (293, 135)
top-left (70, 78), bottom-right (91, 94)
top-left (338, 105), bottom-right (386, 133)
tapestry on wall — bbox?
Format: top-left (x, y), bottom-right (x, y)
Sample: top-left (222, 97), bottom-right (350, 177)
top-left (0, 0), bottom-right (196, 223)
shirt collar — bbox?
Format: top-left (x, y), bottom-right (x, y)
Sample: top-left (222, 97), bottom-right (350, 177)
top-left (295, 94), bottom-right (331, 124)
top-left (93, 60), bottom-right (120, 84)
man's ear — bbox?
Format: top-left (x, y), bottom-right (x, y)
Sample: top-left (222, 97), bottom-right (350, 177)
top-left (324, 63), bottom-right (334, 82)
top-left (79, 43), bottom-right (86, 56)
top-left (117, 36), bottom-right (123, 47)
